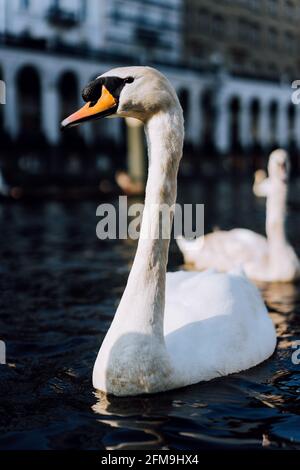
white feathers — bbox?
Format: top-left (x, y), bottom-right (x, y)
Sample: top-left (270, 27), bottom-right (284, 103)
top-left (178, 149), bottom-right (300, 282)
top-left (91, 66), bottom-right (276, 397)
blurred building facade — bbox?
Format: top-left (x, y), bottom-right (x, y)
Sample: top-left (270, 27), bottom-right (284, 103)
top-left (0, 0), bottom-right (182, 62)
top-left (184, 0), bottom-right (300, 80)
top-left (0, 0), bottom-right (299, 185)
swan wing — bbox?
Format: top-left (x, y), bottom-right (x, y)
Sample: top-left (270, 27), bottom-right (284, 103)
top-left (164, 270), bottom-right (276, 386)
top-left (177, 229), bottom-right (268, 272)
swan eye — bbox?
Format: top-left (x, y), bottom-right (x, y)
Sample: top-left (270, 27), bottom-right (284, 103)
top-left (124, 77), bottom-right (134, 84)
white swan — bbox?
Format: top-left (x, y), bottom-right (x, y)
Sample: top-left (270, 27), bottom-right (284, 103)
top-left (178, 149), bottom-right (300, 283)
top-left (61, 66), bottom-right (276, 397)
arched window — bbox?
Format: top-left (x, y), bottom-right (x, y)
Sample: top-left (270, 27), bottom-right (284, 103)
top-left (288, 102), bottom-right (296, 144)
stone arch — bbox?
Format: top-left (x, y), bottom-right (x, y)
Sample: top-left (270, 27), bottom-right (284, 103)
top-left (17, 64), bottom-right (41, 135)
top-left (57, 70), bottom-right (79, 122)
top-left (287, 102), bottom-right (296, 144)
top-left (57, 70), bottom-right (86, 174)
top-left (228, 96), bottom-right (241, 151)
top-left (287, 102), bottom-right (298, 174)
top-left (248, 97), bottom-right (263, 170)
top-left (15, 64), bottom-right (48, 177)
top-left (200, 89), bottom-right (215, 153)
top-left (249, 98), bottom-right (260, 145)
top-left (269, 100), bottom-right (279, 147)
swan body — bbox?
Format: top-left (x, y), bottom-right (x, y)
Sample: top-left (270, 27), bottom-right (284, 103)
top-left (178, 149), bottom-right (300, 283)
top-left (62, 66), bottom-right (276, 396)
top-left (177, 228), bottom-right (268, 271)
top-left (93, 269), bottom-right (275, 396)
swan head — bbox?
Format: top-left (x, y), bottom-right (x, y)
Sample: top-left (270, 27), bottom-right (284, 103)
top-left (268, 149), bottom-right (290, 183)
top-left (61, 66), bottom-right (179, 129)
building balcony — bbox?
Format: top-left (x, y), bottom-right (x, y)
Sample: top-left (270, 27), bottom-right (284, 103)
top-left (46, 6), bottom-right (79, 29)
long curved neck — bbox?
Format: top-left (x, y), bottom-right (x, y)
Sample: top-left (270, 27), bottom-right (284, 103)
top-left (266, 178), bottom-right (288, 247)
top-left (116, 107), bottom-right (184, 338)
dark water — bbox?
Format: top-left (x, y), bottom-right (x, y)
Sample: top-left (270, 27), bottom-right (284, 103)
top-left (0, 179), bottom-right (299, 450)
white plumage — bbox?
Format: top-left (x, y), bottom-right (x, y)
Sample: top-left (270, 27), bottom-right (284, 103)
top-left (63, 66), bottom-right (276, 397)
top-left (178, 149), bottom-right (300, 282)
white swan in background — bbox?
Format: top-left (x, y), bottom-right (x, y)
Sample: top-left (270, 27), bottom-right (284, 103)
top-left (178, 149), bottom-right (300, 283)
top-left (61, 66), bottom-right (276, 397)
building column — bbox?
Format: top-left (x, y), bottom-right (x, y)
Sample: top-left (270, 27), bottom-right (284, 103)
top-left (214, 97), bottom-right (230, 153)
top-left (3, 65), bottom-right (18, 138)
top-left (277, 101), bottom-right (289, 147)
top-left (239, 98), bottom-right (251, 150)
top-left (187, 87), bottom-right (202, 146)
top-left (84, 0), bottom-right (105, 49)
top-left (294, 104), bottom-right (300, 149)
top-left (41, 73), bottom-right (60, 144)
top-left (125, 117), bottom-right (145, 183)
top-left (259, 101), bottom-right (271, 149)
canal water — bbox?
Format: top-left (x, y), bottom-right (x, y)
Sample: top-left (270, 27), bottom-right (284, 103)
top-left (0, 179), bottom-right (299, 450)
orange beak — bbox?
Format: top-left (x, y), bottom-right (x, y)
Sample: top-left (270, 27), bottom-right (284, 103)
top-left (61, 85), bottom-right (117, 129)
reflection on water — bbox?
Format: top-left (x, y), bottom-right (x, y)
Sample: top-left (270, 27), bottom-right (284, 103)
top-left (0, 179), bottom-right (299, 450)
